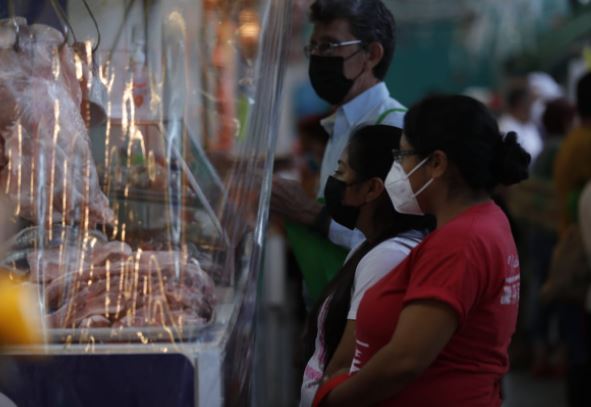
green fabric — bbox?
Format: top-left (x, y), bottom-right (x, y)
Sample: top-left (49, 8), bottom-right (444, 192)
top-left (285, 221), bottom-right (348, 302)
top-left (375, 108), bottom-right (407, 125)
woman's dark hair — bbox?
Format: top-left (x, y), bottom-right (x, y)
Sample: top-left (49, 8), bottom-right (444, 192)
top-left (303, 124), bottom-right (432, 368)
top-left (403, 94), bottom-right (531, 191)
top-left (310, 0), bottom-right (396, 80)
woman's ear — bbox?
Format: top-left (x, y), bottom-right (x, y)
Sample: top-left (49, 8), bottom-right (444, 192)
top-left (366, 41), bottom-right (384, 71)
top-left (427, 150), bottom-right (448, 179)
top-left (364, 177), bottom-right (385, 203)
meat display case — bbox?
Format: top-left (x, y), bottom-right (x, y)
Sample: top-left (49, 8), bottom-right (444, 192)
top-left (0, 0), bottom-right (289, 405)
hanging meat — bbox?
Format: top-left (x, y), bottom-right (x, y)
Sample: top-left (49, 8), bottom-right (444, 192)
top-left (0, 18), bottom-right (114, 226)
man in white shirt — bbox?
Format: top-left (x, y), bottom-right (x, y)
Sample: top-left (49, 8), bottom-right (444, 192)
top-left (498, 84), bottom-right (543, 163)
top-left (271, 0), bottom-right (405, 252)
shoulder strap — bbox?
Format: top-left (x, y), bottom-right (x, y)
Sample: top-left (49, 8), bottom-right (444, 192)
top-left (375, 107), bottom-right (407, 125)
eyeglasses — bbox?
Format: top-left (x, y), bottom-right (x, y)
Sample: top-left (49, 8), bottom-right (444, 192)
top-left (304, 40), bottom-right (363, 58)
top-left (392, 149), bottom-right (419, 163)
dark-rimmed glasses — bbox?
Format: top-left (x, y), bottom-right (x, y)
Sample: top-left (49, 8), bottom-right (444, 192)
top-left (392, 149), bottom-right (419, 163)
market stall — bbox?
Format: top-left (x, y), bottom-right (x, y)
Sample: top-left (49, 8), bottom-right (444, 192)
top-left (0, 0), bottom-right (289, 405)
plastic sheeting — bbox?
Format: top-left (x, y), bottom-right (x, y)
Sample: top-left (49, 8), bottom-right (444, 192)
top-left (0, 0), bottom-right (289, 404)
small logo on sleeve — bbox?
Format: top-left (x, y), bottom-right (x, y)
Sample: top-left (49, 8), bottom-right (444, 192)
top-left (350, 340), bottom-right (370, 373)
top-left (501, 255), bottom-right (520, 305)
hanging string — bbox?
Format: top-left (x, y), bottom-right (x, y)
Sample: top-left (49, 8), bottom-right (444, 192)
top-left (49, 0), bottom-right (78, 44)
top-left (81, 0), bottom-right (101, 53)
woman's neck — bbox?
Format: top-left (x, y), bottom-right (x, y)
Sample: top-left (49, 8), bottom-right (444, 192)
top-left (357, 220), bottom-right (381, 243)
top-left (357, 206), bottom-right (397, 243)
top-left (434, 190), bottom-right (490, 228)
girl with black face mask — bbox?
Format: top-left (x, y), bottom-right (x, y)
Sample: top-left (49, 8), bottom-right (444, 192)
top-left (299, 125), bottom-right (433, 407)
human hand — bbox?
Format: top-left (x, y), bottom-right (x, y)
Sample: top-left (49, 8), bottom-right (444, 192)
top-left (323, 368), bottom-right (350, 383)
top-left (312, 372), bottom-right (350, 407)
top-left (270, 176), bottom-right (323, 226)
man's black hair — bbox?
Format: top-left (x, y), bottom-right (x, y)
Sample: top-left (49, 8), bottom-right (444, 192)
top-left (310, 0), bottom-right (396, 81)
top-left (505, 86), bottom-right (530, 110)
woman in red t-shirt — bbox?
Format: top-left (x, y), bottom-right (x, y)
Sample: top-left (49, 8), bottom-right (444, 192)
top-left (314, 95), bottom-right (531, 407)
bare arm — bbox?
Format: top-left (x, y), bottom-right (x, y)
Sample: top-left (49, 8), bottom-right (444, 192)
top-left (270, 177), bottom-right (323, 226)
top-left (324, 320), bottom-right (357, 377)
top-left (321, 300), bottom-right (458, 407)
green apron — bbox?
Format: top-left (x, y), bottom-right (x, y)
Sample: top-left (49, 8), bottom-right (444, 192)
top-left (285, 107), bottom-right (407, 302)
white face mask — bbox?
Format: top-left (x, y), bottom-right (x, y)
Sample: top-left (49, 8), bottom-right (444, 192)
top-left (385, 157), bottom-right (433, 215)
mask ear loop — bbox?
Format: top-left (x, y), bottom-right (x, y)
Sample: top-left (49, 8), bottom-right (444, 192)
top-left (345, 46), bottom-right (367, 81)
top-left (405, 156), bottom-right (431, 178)
top-left (413, 177), bottom-right (433, 198)
top-left (344, 176), bottom-right (374, 209)
top-left (360, 176), bottom-right (386, 206)
top-left (407, 156), bottom-right (434, 198)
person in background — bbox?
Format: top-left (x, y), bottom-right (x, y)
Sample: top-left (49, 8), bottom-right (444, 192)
top-left (313, 95), bottom-right (530, 407)
top-left (527, 98), bottom-right (576, 377)
top-left (541, 176), bottom-right (591, 407)
top-left (295, 115), bottom-right (331, 198)
top-left (550, 71), bottom-right (591, 407)
top-left (528, 72), bottom-right (565, 128)
top-left (499, 84), bottom-right (543, 163)
top-left (299, 125), bottom-right (431, 407)
top-left (579, 181), bottom-right (591, 266)
top-left (271, 0), bottom-right (406, 300)
top-left (554, 71), bottom-right (591, 235)
top-left (534, 98), bottom-right (576, 179)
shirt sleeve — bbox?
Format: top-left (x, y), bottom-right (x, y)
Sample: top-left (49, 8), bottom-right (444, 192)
top-left (380, 110), bottom-right (405, 128)
top-left (347, 244), bottom-right (410, 320)
top-left (402, 248), bottom-right (480, 325)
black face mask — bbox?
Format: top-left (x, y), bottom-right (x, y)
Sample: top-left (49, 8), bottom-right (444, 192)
top-left (324, 175), bottom-right (363, 230)
top-left (309, 52), bottom-right (363, 105)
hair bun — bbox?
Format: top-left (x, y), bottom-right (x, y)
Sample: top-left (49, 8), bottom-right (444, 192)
top-left (493, 131), bottom-right (531, 186)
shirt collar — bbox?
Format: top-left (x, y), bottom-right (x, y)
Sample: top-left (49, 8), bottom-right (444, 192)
top-left (320, 112), bottom-right (337, 136)
top-left (320, 82), bottom-right (389, 135)
top-left (342, 82), bottom-right (389, 126)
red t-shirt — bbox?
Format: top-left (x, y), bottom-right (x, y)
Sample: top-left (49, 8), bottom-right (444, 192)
top-left (351, 201), bottom-right (520, 407)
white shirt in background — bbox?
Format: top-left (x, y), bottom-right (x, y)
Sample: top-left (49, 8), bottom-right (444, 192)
top-left (498, 114), bottom-right (543, 164)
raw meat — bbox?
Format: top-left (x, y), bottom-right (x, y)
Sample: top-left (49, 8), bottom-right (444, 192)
top-left (0, 18), bottom-right (114, 226)
top-left (90, 240), bottom-right (133, 266)
top-left (31, 240), bottom-right (216, 332)
top-left (79, 315), bottom-right (111, 329)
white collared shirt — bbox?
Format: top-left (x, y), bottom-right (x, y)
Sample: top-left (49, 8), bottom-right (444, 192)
top-left (317, 82), bottom-right (406, 249)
